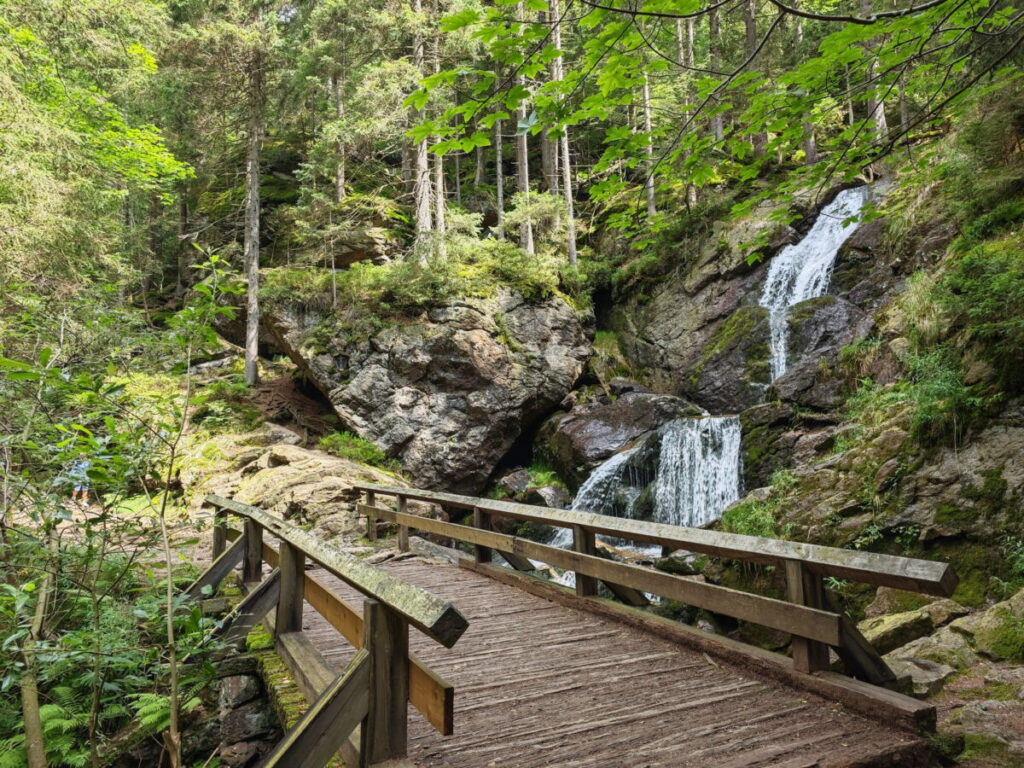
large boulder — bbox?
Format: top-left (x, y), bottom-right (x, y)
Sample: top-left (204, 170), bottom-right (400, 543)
top-left (266, 289), bottom-right (592, 493)
top-left (538, 391), bottom-right (703, 487)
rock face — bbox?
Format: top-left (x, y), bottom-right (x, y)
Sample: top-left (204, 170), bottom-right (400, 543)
top-left (180, 426), bottom-right (402, 539)
top-left (610, 203), bottom-right (778, 412)
top-left (266, 289), bottom-right (592, 493)
top-left (538, 391), bottom-right (703, 486)
top-left (770, 296), bottom-right (874, 410)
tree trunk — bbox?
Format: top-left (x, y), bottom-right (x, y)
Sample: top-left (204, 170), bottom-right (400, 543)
top-left (514, 5), bottom-right (534, 254)
top-left (474, 142), bottom-right (484, 187)
top-left (243, 46), bottom-right (263, 388)
top-left (432, 18), bottom-right (446, 239)
top-left (642, 71), bottom-right (656, 216)
top-left (709, 7), bottom-right (724, 142)
top-left (550, 0), bottom-right (577, 264)
top-left (330, 72), bottom-right (346, 202)
top-left (495, 119), bottom-right (505, 238)
top-left (412, 0), bottom-right (432, 257)
top-left (745, 0), bottom-right (766, 156)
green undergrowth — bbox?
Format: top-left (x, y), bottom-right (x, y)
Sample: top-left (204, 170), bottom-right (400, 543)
top-left (719, 469), bottom-right (796, 538)
top-left (317, 430), bottom-right (399, 471)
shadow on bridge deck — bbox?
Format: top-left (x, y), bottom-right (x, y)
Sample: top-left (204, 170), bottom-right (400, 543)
top-left (299, 557), bottom-right (929, 768)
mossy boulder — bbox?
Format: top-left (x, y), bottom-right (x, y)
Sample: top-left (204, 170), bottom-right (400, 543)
top-left (679, 305), bottom-right (772, 413)
top-left (857, 599), bottom-right (968, 655)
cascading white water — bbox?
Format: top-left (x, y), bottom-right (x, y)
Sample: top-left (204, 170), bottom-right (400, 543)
top-left (568, 416), bottom-right (742, 533)
top-left (653, 416), bottom-right (742, 528)
top-left (759, 186), bottom-right (868, 380)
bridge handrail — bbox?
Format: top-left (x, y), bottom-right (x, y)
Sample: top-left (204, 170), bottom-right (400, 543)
top-left (205, 493), bottom-right (468, 647)
top-left (352, 483), bottom-right (957, 597)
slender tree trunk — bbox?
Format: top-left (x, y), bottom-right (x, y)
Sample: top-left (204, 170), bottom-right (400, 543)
top-left (454, 153), bottom-right (462, 205)
top-left (474, 142), bottom-right (484, 187)
top-left (745, 0), bottom-right (766, 156)
top-left (845, 65), bottom-right (855, 125)
top-left (551, 0), bottom-right (577, 264)
top-left (412, 0), bottom-right (432, 256)
top-left (432, 18), bottom-right (445, 240)
top-left (709, 7), bottom-right (724, 142)
top-left (642, 71), bottom-right (656, 216)
top-left (541, 128), bottom-right (558, 193)
top-left (330, 72), bottom-right (346, 202)
top-left (21, 546), bottom-right (52, 768)
top-left (243, 47), bottom-right (263, 388)
top-left (514, 5), bottom-right (534, 254)
top-left (495, 119), bottom-right (505, 238)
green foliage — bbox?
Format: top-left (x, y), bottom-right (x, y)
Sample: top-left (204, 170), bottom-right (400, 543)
top-left (845, 348), bottom-right (986, 446)
top-left (318, 431), bottom-right (397, 470)
top-left (719, 469), bottom-right (794, 538)
top-left (525, 460), bottom-right (565, 489)
top-left (940, 232), bottom-right (1024, 391)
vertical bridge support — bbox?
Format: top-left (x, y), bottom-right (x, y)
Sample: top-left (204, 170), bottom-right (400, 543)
top-left (786, 561), bottom-right (830, 673)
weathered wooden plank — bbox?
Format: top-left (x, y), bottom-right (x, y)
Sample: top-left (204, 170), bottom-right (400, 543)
top-left (243, 518), bottom-right (263, 584)
top-left (836, 616), bottom-right (899, 688)
top-left (275, 629), bottom-right (337, 701)
top-left (459, 559), bottom-right (937, 734)
top-left (366, 490), bottom-right (377, 541)
top-left (206, 494), bottom-right (468, 648)
top-left (786, 561), bottom-right (830, 674)
top-left (362, 504), bottom-right (841, 645)
top-left (184, 534), bottom-right (246, 599)
top-left (264, 541), bottom-right (455, 735)
top-left (261, 649), bottom-right (370, 768)
top-left (352, 484), bottom-right (957, 596)
top-left (277, 541), bottom-right (305, 636)
top-left (215, 568), bottom-right (281, 644)
top-left (361, 600), bottom-right (409, 764)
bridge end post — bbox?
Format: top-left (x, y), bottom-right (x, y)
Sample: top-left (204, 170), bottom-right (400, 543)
top-left (398, 495), bottom-right (409, 553)
top-left (786, 560), bottom-right (830, 673)
top-left (361, 599), bottom-right (410, 765)
top-left (472, 507), bottom-right (493, 564)
top-left (211, 506), bottom-right (226, 559)
top-left (573, 525), bottom-right (598, 598)
top-left (277, 541), bottom-right (306, 636)
top-left (242, 519), bottom-right (263, 585)
top-left (366, 491), bottom-right (377, 541)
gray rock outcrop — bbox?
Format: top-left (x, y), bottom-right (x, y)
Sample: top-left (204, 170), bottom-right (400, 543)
top-left (266, 289), bottom-right (592, 493)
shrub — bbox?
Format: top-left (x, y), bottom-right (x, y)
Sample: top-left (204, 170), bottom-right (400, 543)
top-left (318, 431), bottom-right (397, 469)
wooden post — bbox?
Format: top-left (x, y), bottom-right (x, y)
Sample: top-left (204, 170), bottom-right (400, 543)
top-left (397, 495), bottom-right (409, 553)
top-left (473, 507), bottom-right (492, 564)
top-left (361, 599), bottom-right (409, 765)
top-left (212, 507), bottom-right (226, 559)
top-left (243, 519), bottom-right (263, 585)
top-left (277, 541), bottom-right (306, 636)
top-left (573, 524), bottom-right (598, 597)
top-left (786, 560), bottom-right (830, 673)
top-left (366, 491), bottom-right (377, 541)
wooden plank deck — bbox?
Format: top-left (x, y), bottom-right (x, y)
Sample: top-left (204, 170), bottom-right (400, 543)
top-left (298, 557), bottom-right (928, 768)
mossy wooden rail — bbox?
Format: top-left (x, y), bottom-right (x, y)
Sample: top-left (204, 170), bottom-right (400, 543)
top-left (353, 482), bottom-right (958, 731)
top-left (192, 494), bottom-right (469, 768)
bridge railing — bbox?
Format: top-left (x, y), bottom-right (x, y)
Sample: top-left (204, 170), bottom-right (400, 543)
top-left (352, 483), bottom-right (956, 693)
top-left (192, 494), bottom-right (469, 768)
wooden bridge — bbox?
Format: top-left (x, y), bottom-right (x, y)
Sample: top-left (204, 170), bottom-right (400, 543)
top-left (190, 484), bottom-right (958, 768)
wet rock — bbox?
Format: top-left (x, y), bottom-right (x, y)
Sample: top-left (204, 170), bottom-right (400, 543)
top-left (608, 377), bottom-right (651, 395)
top-left (220, 701), bottom-right (278, 744)
top-left (771, 296), bottom-right (874, 411)
top-left (220, 740), bottom-right (271, 768)
top-left (220, 675), bottom-right (261, 710)
top-left (678, 305), bottom-right (772, 413)
top-left (266, 289), bottom-right (591, 493)
top-left (888, 626), bottom-right (980, 670)
top-left (538, 391), bottom-right (702, 486)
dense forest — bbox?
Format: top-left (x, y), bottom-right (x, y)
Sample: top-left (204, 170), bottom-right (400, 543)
top-left (2, 0), bottom-right (1024, 764)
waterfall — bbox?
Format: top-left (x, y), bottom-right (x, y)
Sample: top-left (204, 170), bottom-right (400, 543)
top-left (653, 416), bottom-right (742, 528)
top-left (759, 186), bottom-right (867, 380)
top-left (567, 416), bottom-right (742, 537)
